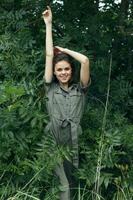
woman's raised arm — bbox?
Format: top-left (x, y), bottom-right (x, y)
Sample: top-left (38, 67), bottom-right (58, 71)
top-left (42, 6), bottom-right (53, 83)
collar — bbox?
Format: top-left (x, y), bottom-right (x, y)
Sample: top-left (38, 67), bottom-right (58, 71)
top-left (55, 83), bottom-right (78, 94)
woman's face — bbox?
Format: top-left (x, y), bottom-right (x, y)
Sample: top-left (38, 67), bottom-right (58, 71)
top-left (54, 60), bottom-right (72, 85)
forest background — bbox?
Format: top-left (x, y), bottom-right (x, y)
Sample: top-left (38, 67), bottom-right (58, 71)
top-left (0, 0), bottom-right (133, 199)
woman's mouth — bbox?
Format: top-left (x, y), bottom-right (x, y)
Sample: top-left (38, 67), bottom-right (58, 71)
top-left (60, 76), bottom-right (67, 79)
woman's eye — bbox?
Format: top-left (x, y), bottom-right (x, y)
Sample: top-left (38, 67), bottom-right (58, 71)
top-left (65, 68), bottom-right (70, 71)
top-left (56, 67), bottom-right (71, 72)
top-left (57, 68), bottom-right (62, 72)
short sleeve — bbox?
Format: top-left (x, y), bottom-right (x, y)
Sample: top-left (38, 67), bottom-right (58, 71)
top-left (80, 77), bottom-right (91, 93)
top-left (43, 77), bottom-right (53, 94)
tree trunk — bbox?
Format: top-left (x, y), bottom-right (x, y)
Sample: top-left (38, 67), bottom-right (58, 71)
top-left (119, 0), bottom-right (130, 33)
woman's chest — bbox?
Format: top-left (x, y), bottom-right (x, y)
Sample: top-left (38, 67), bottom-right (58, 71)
top-left (48, 87), bottom-right (85, 118)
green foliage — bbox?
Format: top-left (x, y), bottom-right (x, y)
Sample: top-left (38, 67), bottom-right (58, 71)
top-left (0, 0), bottom-right (133, 199)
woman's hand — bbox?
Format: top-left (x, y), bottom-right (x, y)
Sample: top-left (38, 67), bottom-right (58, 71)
top-left (54, 46), bottom-right (65, 52)
top-left (42, 6), bottom-right (52, 24)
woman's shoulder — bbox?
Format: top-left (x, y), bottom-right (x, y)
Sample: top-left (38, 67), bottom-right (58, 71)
top-left (44, 78), bottom-right (57, 94)
top-left (71, 82), bottom-right (89, 92)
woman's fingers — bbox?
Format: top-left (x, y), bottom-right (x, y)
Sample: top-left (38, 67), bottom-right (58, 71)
top-left (42, 10), bottom-right (47, 15)
top-left (55, 46), bottom-right (61, 49)
top-left (47, 6), bottom-right (51, 10)
top-left (42, 6), bottom-right (51, 16)
top-left (55, 46), bottom-right (64, 52)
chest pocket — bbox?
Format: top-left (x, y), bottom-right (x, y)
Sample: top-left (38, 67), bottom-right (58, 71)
top-left (52, 92), bottom-right (65, 117)
top-left (70, 90), bottom-right (82, 106)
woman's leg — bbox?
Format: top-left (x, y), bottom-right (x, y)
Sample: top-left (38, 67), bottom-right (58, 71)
top-left (63, 160), bottom-right (78, 200)
top-left (55, 163), bottom-right (70, 200)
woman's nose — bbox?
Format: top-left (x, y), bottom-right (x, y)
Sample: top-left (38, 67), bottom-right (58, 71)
top-left (61, 69), bottom-right (66, 74)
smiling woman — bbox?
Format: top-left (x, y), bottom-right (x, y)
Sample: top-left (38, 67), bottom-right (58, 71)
top-left (53, 52), bottom-right (74, 88)
top-left (54, 60), bottom-right (72, 86)
top-left (42, 6), bottom-right (90, 200)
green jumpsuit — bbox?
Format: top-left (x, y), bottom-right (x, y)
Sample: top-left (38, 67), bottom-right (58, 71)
top-left (44, 81), bottom-right (88, 200)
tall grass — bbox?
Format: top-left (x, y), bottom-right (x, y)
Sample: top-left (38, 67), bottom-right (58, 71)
top-left (93, 52), bottom-right (112, 200)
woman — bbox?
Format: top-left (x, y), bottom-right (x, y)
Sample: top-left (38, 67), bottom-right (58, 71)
top-left (42, 6), bottom-right (90, 200)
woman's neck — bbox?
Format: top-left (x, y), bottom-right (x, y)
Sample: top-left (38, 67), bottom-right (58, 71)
top-left (59, 82), bottom-right (68, 90)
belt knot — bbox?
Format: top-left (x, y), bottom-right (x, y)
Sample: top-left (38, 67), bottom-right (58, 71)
top-left (61, 118), bottom-right (72, 127)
